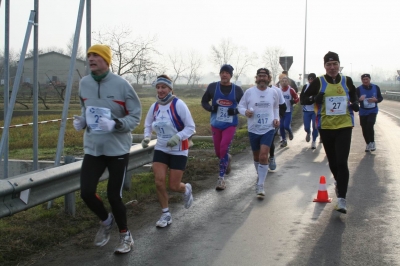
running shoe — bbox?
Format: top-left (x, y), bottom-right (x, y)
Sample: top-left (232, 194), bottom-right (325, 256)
top-left (269, 157), bottom-right (277, 170)
top-left (365, 143), bottom-right (371, 152)
top-left (183, 183), bottom-right (193, 209)
top-left (280, 139), bottom-right (287, 148)
top-left (216, 178), bottom-right (226, 190)
top-left (306, 132), bottom-right (311, 142)
top-left (311, 141), bottom-right (316, 150)
top-left (333, 181), bottom-right (338, 197)
top-left (94, 213), bottom-right (114, 247)
top-left (288, 131), bottom-right (294, 140)
top-left (225, 154), bottom-right (232, 174)
top-left (370, 142), bottom-right (376, 151)
top-left (335, 198), bottom-right (347, 214)
top-left (156, 213), bottom-right (172, 228)
top-left (114, 231), bottom-right (134, 254)
top-left (256, 184), bottom-right (265, 197)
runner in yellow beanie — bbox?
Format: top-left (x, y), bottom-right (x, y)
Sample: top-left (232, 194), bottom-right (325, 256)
top-left (87, 44), bottom-right (112, 65)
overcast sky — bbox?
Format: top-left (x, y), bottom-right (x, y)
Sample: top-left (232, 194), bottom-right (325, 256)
top-left (1, 0), bottom-right (400, 83)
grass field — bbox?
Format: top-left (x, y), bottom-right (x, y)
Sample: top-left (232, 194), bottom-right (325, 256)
top-left (0, 90), bottom-right (249, 160)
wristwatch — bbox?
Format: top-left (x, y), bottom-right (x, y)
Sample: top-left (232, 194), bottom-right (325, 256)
top-left (113, 119), bottom-right (123, 130)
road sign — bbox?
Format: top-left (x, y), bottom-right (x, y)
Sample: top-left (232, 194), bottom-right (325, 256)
top-left (397, 70), bottom-right (400, 76)
top-left (279, 56), bottom-right (293, 71)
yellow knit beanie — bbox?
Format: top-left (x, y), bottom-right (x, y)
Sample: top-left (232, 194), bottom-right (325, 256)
top-left (87, 44), bottom-right (112, 65)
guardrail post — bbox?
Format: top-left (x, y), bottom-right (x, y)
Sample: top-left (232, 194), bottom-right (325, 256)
top-left (64, 156), bottom-right (76, 216)
top-left (124, 170), bottom-right (133, 191)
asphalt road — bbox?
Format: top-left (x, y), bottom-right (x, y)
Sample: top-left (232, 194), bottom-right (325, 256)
top-left (31, 100), bottom-right (400, 266)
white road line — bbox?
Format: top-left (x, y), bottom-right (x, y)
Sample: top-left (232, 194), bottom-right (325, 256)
top-left (379, 109), bottom-right (400, 119)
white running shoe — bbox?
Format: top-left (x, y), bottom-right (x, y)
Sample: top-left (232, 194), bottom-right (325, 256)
top-left (94, 213), bottom-right (114, 247)
top-left (216, 178), bottom-right (226, 190)
top-left (114, 231), bottom-right (134, 254)
top-left (306, 132), bottom-right (311, 142)
top-left (256, 184), bottom-right (265, 197)
top-left (335, 198), bottom-right (347, 214)
top-left (365, 143), bottom-right (371, 152)
top-left (269, 157), bottom-right (277, 170)
top-left (370, 142), bottom-right (376, 151)
top-left (183, 183), bottom-right (193, 209)
top-left (156, 213), bottom-right (172, 228)
top-left (311, 141), bottom-right (316, 149)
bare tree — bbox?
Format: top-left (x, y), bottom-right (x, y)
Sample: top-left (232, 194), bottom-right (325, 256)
top-left (262, 47), bottom-right (285, 84)
top-left (93, 26), bottom-right (158, 78)
top-left (66, 34), bottom-right (85, 60)
top-left (168, 50), bottom-right (188, 84)
top-left (182, 50), bottom-right (202, 86)
top-left (0, 49), bottom-right (19, 81)
top-left (26, 47), bottom-right (64, 58)
top-left (25, 48), bottom-right (44, 58)
top-left (193, 73), bottom-right (202, 85)
top-left (45, 46), bottom-right (64, 53)
top-left (210, 38), bottom-right (236, 67)
top-left (232, 47), bottom-right (256, 83)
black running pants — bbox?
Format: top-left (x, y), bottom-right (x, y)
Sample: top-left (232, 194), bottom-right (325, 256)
top-left (319, 127), bottom-right (352, 199)
top-left (80, 153), bottom-right (129, 232)
top-left (360, 113), bottom-right (377, 144)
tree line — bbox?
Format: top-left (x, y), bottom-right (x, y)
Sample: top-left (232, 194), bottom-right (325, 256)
top-left (1, 25), bottom-right (290, 88)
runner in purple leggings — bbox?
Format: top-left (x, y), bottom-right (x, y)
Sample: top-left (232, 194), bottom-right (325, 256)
top-left (201, 64), bottom-right (244, 190)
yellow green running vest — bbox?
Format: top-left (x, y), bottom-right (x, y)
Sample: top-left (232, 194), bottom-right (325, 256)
top-left (315, 75), bottom-right (355, 129)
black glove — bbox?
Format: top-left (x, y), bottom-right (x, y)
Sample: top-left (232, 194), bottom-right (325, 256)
top-left (227, 108), bottom-right (237, 116)
top-left (351, 102), bottom-right (359, 112)
top-left (289, 99), bottom-right (295, 105)
top-left (211, 105), bottom-right (219, 113)
top-left (314, 92), bottom-right (325, 104)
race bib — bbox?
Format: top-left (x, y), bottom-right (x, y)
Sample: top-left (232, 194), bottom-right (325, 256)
top-left (363, 98), bottom-right (375, 109)
top-left (86, 106), bottom-right (111, 133)
top-left (325, 96), bottom-right (347, 116)
top-left (254, 112), bottom-right (269, 129)
top-left (216, 107), bottom-right (233, 123)
top-left (152, 111), bottom-right (175, 140)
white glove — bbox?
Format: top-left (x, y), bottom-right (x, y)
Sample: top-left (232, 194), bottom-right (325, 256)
top-left (98, 117), bottom-right (116, 132)
top-left (167, 134), bottom-right (180, 147)
top-left (73, 115), bottom-right (86, 131)
top-left (141, 137), bottom-right (150, 148)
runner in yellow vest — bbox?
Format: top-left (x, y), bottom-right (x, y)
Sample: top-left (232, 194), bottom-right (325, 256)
top-left (302, 51), bottom-right (359, 214)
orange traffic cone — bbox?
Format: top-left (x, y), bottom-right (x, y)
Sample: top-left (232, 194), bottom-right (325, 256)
top-left (313, 176), bottom-right (332, 203)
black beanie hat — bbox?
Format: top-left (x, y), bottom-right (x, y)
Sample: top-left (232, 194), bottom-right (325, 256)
top-left (220, 64), bottom-right (234, 77)
top-left (324, 51), bottom-right (340, 64)
top-left (361, 74), bottom-right (371, 79)
top-left (308, 73), bottom-right (316, 79)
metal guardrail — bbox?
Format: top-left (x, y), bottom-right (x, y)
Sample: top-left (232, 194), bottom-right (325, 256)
top-left (385, 91), bottom-right (400, 101)
top-left (0, 140), bottom-right (156, 218)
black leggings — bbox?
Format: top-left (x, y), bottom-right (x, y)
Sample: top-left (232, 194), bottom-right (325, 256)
top-left (80, 153), bottom-right (129, 232)
top-left (269, 127), bottom-right (280, 157)
top-left (319, 127), bottom-right (352, 199)
top-left (360, 113), bottom-right (377, 144)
